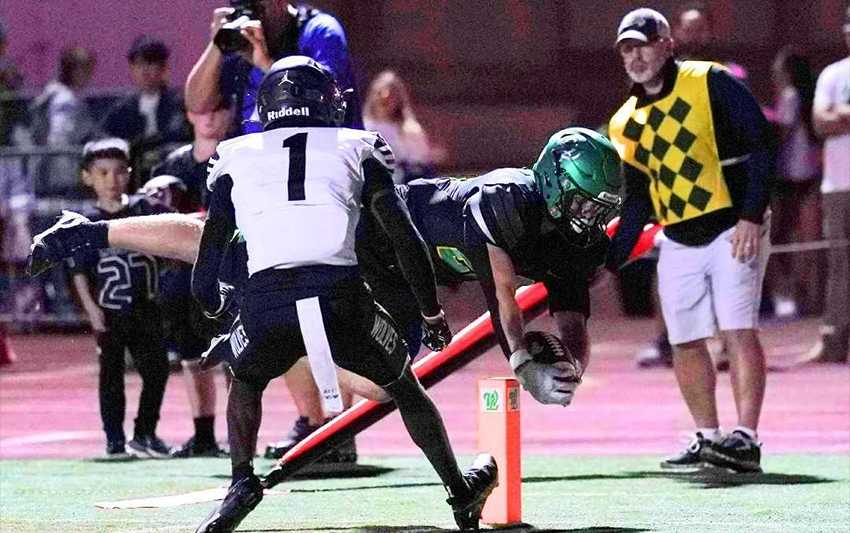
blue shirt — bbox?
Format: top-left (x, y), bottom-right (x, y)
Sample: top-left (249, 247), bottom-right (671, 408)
top-left (220, 11), bottom-right (362, 135)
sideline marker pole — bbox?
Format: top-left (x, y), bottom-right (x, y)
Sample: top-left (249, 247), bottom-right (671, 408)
top-left (477, 377), bottom-right (522, 526)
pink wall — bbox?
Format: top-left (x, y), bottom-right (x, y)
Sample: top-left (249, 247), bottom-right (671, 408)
top-left (0, 0), bottom-right (221, 92)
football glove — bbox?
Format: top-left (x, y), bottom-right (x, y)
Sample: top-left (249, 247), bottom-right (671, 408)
top-left (421, 309), bottom-right (452, 351)
top-left (510, 349), bottom-right (581, 406)
top-left (202, 281), bottom-right (237, 322)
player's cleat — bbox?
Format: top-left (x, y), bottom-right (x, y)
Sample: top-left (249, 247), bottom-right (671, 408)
top-left (27, 211), bottom-right (104, 276)
top-left (264, 416), bottom-right (321, 459)
top-left (104, 440), bottom-right (131, 460)
top-left (128, 434), bottom-right (173, 459)
top-left (171, 437), bottom-right (229, 458)
top-left (446, 453), bottom-right (499, 531)
top-left (700, 430), bottom-right (763, 473)
top-left (195, 475), bottom-right (264, 533)
top-left (660, 432), bottom-right (710, 470)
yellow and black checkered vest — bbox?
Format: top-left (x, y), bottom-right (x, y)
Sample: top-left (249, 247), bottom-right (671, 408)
top-left (609, 61), bottom-right (732, 226)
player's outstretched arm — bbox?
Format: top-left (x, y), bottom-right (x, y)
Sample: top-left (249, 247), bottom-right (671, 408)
top-left (108, 213), bottom-right (204, 263)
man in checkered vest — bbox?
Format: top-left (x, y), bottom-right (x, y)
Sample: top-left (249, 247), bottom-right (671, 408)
top-left (606, 8), bottom-right (773, 474)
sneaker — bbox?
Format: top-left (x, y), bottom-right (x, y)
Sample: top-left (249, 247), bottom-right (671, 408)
top-left (660, 433), bottom-right (709, 470)
top-left (171, 437), bottom-right (229, 458)
top-left (128, 434), bottom-right (173, 459)
top-left (104, 440), bottom-right (130, 460)
top-left (316, 437), bottom-right (358, 464)
top-left (635, 335), bottom-right (673, 368)
top-left (264, 416), bottom-right (321, 459)
top-left (195, 475), bottom-right (263, 533)
top-left (700, 430), bottom-right (762, 473)
top-left (28, 211), bottom-right (99, 276)
top-left (446, 454), bottom-right (499, 531)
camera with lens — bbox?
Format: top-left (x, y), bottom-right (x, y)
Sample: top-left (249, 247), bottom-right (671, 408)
top-left (214, 0), bottom-right (261, 54)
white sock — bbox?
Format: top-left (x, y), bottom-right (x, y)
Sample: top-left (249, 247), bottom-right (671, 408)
top-left (697, 427), bottom-right (722, 442)
top-left (733, 426), bottom-right (758, 441)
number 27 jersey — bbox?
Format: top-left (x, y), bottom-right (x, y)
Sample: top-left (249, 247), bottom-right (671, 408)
top-left (207, 127), bottom-right (395, 276)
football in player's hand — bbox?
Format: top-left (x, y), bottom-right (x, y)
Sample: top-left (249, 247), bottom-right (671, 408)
top-left (523, 330), bottom-right (581, 381)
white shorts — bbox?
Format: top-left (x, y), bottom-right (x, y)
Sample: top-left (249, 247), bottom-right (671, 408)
top-left (657, 221), bottom-right (770, 346)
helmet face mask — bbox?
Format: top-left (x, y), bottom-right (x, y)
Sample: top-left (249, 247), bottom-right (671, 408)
top-left (257, 55), bottom-right (347, 130)
top-left (532, 127), bottom-right (623, 243)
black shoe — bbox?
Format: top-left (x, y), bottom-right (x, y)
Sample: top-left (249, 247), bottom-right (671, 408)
top-left (28, 211), bottom-right (100, 276)
top-left (700, 430), bottom-right (762, 473)
top-left (446, 454), bottom-right (499, 531)
top-left (264, 416), bottom-right (321, 459)
top-left (171, 437), bottom-right (229, 458)
top-left (660, 433), bottom-right (710, 470)
top-left (195, 476), bottom-right (263, 533)
top-left (316, 437), bottom-right (358, 464)
top-left (104, 440), bottom-right (130, 460)
top-left (128, 434), bottom-right (173, 459)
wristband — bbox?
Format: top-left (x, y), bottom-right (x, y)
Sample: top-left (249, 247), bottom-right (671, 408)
top-left (422, 308), bottom-right (445, 323)
top-left (509, 348), bottom-right (533, 372)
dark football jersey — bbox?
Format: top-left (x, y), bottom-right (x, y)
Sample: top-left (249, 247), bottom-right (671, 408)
top-left (363, 169), bottom-right (608, 311)
top-left (151, 144), bottom-right (209, 210)
top-left (68, 195), bottom-right (171, 314)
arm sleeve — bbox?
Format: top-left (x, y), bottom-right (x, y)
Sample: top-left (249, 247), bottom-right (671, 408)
top-left (605, 163), bottom-right (654, 271)
top-left (191, 174), bottom-right (236, 314)
top-left (708, 67), bottom-right (773, 223)
top-left (363, 153), bottom-right (440, 317)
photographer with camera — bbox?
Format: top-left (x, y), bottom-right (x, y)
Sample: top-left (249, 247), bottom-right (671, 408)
top-left (185, 1), bottom-right (361, 135)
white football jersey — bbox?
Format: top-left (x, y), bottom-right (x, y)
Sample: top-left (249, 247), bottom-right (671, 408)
top-left (207, 127), bottom-right (396, 276)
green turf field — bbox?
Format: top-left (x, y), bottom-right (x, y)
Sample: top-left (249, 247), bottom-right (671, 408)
top-left (1, 455), bottom-right (848, 532)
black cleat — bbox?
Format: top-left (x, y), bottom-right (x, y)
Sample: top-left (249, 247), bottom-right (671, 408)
top-left (195, 476), bottom-right (263, 533)
top-left (128, 434), bottom-right (172, 459)
top-left (28, 211), bottom-right (100, 276)
top-left (660, 433), bottom-right (710, 470)
top-left (700, 430), bottom-right (763, 473)
top-left (447, 454), bottom-right (499, 531)
top-left (264, 416), bottom-right (321, 459)
top-left (171, 437), bottom-right (229, 458)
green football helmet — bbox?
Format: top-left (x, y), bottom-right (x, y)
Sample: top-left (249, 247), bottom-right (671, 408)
top-left (532, 127), bottom-right (623, 239)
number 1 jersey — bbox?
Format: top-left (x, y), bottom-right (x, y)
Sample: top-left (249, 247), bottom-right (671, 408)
top-left (207, 127), bottom-right (396, 276)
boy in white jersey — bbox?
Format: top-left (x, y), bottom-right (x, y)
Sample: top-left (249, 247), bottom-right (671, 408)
top-left (190, 56), bottom-right (496, 533)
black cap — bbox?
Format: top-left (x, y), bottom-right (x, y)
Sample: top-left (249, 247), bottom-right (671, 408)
top-left (127, 35), bottom-right (169, 64)
top-left (616, 8), bottom-right (671, 46)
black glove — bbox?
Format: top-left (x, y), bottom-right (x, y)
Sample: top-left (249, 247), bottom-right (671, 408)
top-left (202, 281), bottom-right (237, 322)
top-left (421, 309), bottom-right (452, 351)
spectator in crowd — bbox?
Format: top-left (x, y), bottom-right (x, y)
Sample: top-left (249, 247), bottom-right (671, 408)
top-left (0, 18), bottom-right (24, 146)
top-left (66, 139), bottom-right (173, 459)
top-left (608, 8), bottom-right (773, 473)
top-left (185, 1), bottom-right (361, 135)
top-left (185, 0), bottom-right (363, 461)
top-left (1, 154), bottom-right (34, 326)
top-left (672, 2), bottom-right (748, 80)
top-left (143, 101), bottom-right (235, 458)
top-left (101, 36), bottom-right (190, 182)
top-left (30, 46), bottom-right (98, 196)
top-left (363, 70), bottom-right (442, 184)
top-left (768, 47), bottom-right (821, 318)
top-left (805, 7), bottom-right (850, 364)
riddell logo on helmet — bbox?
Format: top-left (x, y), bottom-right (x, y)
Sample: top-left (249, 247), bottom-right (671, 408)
top-left (266, 106), bottom-right (310, 121)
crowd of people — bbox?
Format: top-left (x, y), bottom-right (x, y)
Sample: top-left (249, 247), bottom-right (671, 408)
top-left (2, 1), bottom-right (850, 530)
